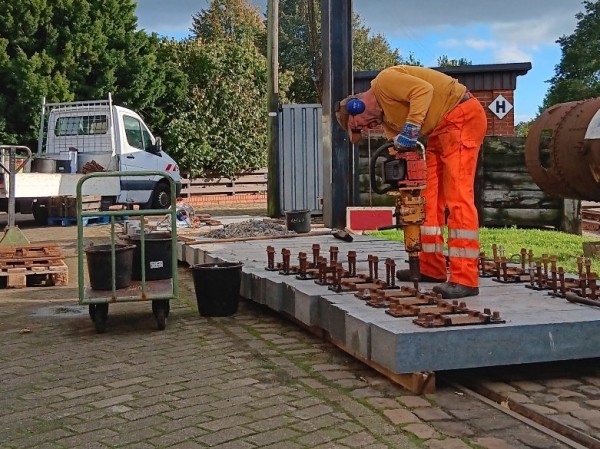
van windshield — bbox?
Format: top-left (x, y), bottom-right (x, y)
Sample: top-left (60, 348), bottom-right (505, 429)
top-left (55, 115), bottom-right (108, 136)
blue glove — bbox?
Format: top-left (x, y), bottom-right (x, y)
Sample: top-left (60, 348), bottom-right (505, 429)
top-left (394, 123), bottom-right (421, 148)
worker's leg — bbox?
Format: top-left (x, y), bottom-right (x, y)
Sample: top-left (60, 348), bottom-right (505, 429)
top-left (418, 136), bottom-right (447, 280)
top-left (438, 99), bottom-right (487, 288)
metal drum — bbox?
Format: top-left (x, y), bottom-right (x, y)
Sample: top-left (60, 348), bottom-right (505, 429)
top-left (525, 98), bottom-right (600, 200)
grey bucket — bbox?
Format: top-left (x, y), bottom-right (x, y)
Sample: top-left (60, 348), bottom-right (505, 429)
top-left (285, 209), bottom-right (311, 233)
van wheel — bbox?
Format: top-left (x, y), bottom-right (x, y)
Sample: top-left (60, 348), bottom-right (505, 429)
top-left (151, 182), bottom-right (171, 209)
top-left (32, 201), bottom-right (49, 225)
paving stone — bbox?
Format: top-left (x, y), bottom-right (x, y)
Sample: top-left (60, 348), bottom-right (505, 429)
top-left (547, 388), bottom-right (586, 398)
top-left (553, 413), bottom-right (591, 432)
top-left (150, 426), bottom-right (208, 447)
top-left (200, 415), bottom-right (255, 432)
top-left (243, 427), bottom-right (302, 446)
top-left (350, 387), bottom-right (385, 399)
top-left (403, 423), bottom-right (441, 439)
top-left (568, 407), bottom-right (600, 421)
top-left (210, 440), bottom-right (256, 449)
top-left (397, 395), bottom-right (432, 408)
top-left (509, 425), bottom-right (573, 449)
top-left (468, 415), bottom-right (519, 432)
top-left (429, 420), bottom-right (475, 438)
top-left (294, 404), bottom-right (333, 420)
top-left (541, 378), bottom-right (582, 389)
top-left (365, 397), bottom-right (401, 409)
top-left (425, 438), bottom-right (472, 449)
top-left (504, 392), bottom-right (532, 403)
top-left (473, 437), bottom-right (515, 449)
top-left (0, 226), bottom-right (593, 449)
top-left (546, 400), bottom-right (582, 413)
top-left (101, 427), bottom-right (162, 447)
top-left (479, 381), bottom-right (517, 393)
top-left (383, 408), bottom-right (420, 425)
top-left (92, 394), bottom-right (135, 408)
top-left (579, 385), bottom-right (600, 396)
top-left (336, 430), bottom-right (377, 447)
top-left (525, 403), bottom-right (559, 415)
top-left (412, 407), bottom-right (453, 421)
top-left (509, 380), bottom-right (546, 392)
top-left (195, 423), bottom-right (255, 446)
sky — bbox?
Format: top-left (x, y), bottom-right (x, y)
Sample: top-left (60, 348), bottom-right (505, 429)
top-left (134, 0), bottom-right (586, 123)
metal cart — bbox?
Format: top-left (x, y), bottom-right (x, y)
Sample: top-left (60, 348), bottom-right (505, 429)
top-left (76, 171), bottom-right (178, 333)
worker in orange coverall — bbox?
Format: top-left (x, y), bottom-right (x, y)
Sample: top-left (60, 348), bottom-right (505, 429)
top-left (335, 65), bottom-right (487, 299)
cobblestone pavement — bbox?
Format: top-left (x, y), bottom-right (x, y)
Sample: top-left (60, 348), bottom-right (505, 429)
top-left (0, 218), bottom-right (582, 448)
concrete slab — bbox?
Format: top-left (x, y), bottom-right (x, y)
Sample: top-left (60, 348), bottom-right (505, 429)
top-left (370, 308), bottom-right (600, 373)
top-left (177, 234), bottom-right (600, 376)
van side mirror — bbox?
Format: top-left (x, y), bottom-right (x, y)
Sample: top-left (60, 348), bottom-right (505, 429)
top-left (153, 137), bottom-right (163, 154)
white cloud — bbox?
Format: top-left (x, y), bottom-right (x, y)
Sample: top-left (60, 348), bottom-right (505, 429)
top-left (463, 39), bottom-right (497, 51)
top-left (354, 0), bottom-right (581, 41)
top-left (493, 45), bottom-right (533, 64)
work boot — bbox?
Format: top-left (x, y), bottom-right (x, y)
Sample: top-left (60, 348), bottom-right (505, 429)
top-left (396, 269), bottom-right (446, 283)
top-left (433, 282), bottom-right (479, 299)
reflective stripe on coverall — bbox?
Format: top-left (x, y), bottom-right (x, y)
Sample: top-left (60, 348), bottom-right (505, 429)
top-left (419, 97), bottom-right (487, 287)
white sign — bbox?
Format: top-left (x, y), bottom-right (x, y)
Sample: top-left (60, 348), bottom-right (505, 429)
top-left (488, 94), bottom-right (513, 120)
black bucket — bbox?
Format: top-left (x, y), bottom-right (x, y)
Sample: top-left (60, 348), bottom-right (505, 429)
top-left (127, 233), bottom-right (172, 281)
top-left (85, 244), bottom-right (135, 290)
top-left (55, 160), bottom-right (71, 173)
top-left (285, 209), bottom-right (311, 233)
top-left (191, 262), bottom-right (243, 317)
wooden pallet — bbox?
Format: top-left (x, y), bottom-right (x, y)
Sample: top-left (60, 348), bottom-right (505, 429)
top-left (0, 244), bottom-right (68, 288)
top-left (47, 215), bottom-right (109, 227)
top-left (0, 244), bottom-right (63, 261)
top-left (0, 260), bottom-right (68, 288)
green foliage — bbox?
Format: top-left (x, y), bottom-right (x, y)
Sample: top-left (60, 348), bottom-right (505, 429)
top-left (369, 226), bottom-right (599, 275)
top-left (190, 0), bottom-right (265, 47)
top-left (164, 26), bottom-right (268, 178)
top-left (0, 0), bottom-right (184, 147)
top-left (542, 1), bottom-right (600, 108)
top-left (436, 55), bottom-right (472, 67)
top-left (278, 0), bottom-right (321, 104)
top-left (353, 14), bottom-right (404, 71)
top-left (514, 119), bottom-right (534, 137)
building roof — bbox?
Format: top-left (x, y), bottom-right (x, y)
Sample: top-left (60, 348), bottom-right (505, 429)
top-left (354, 62), bottom-right (533, 93)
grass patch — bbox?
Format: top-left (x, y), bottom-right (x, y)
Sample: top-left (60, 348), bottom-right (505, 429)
top-left (369, 226), bottom-right (600, 275)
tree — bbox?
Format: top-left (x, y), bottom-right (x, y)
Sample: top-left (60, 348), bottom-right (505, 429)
top-left (0, 0), bottom-right (182, 146)
top-left (542, 1), bottom-right (600, 109)
top-left (436, 55), bottom-right (472, 67)
top-left (278, 2), bottom-right (415, 103)
top-left (165, 0), bottom-right (268, 178)
top-left (515, 120), bottom-right (533, 137)
top-left (190, 0), bottom-right (265, 47)
top-left (278, 0), bottom-right (321, 104)
top-left (353, 14), bottom-right (408, 71)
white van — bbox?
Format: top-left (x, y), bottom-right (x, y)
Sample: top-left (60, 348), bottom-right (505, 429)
top-left (0, 95), bottom-right (181, 224)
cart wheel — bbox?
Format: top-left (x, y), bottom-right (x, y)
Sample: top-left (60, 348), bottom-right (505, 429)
top-left (94, 304), bottom-right (109, 334)
top-left (152, 300), bottom-right (169, 330)
top-left (88, 305), bottom-right (96, 322)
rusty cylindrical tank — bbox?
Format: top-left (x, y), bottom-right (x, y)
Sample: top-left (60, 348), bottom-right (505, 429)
top-left (525, 97), bottom-right (600, 201)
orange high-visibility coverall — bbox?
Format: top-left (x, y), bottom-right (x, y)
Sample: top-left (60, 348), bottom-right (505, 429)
top-left (371, 66), bottom-right (488, 287)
